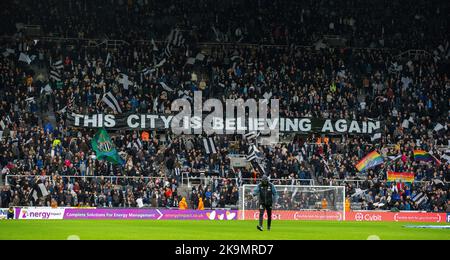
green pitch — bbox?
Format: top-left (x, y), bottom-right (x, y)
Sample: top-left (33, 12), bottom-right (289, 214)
top-left (0, 220), bottom-right (448, 240)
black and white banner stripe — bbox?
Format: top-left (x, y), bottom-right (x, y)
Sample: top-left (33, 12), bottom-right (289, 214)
top-left (102, 92), bottom-right (122, 114)
top-left (49, 69), bottom-right (61, 81)
top-left (203, 137), bottom-right (217, 154)
top-left (167, 29), bottom-right (185, 47)
top-left (164, 45), bottom-right (172, 58)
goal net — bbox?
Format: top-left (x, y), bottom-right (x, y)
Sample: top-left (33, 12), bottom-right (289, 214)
top-left (240, 185), bottom-right (346, 221)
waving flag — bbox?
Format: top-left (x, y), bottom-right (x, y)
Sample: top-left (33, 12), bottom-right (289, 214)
top-left (355, 151), bottom-right (384, 172)
top-left (387, 172), bottom-right (415, 183)
top-left (203, 137), bottom-right (217, 155)
top-left (246, 145), bottom-right (259, 162)
top-left (30, 179), bottom-right (49, 202)
top-left (413, 150), bottom-right (434, 162)
top-left (91, 129), bottom-right (125, 165)
top-left (102, 92), bottom-right (122, 113)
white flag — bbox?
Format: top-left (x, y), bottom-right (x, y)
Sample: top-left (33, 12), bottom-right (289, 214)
top-left (195, 53), bottom-right (205, 61)
top-left (401, 119), bottom-right (409, 129)
top-left (25, 97), bottom-right (35, 103)
top-left (151, 39), bottom-right (158, 51)
top-left (43, 84), bottom-right (52, 94)
top-left (136, 198), bottom-right (144, 208)
top-left (142, 68), bottom-right (155, 75)
top-left (371, 133), bottom-right (382, 141)
top-left (105, 53), bottom-right (111, 67)
top-left (159, 82), bottom-right (174, 92)
top-left (102, 92), bottom-right (122, 113)
top-left (186, 57), bottom-right (196, 65)
top-left (19, 53), bottom-right (32, 64)
top-left (434, 123), bottom-right (444, 132)
top-left (154, 58), bottom-right (166, 68)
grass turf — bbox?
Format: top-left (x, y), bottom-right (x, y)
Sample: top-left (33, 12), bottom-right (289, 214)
top-left (0, 220), bottom-right (449, 240)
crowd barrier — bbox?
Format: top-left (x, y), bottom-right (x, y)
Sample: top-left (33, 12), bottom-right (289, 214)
top-left (2, 208), bottom-right (449, 223)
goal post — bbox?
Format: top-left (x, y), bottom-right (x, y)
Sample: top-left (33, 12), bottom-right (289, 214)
top-left (240, 185), bottom-right (346, 221)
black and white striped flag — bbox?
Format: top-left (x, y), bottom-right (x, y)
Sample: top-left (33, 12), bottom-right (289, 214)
top-left (244, 131), bottom-right (260, 142)
top-left (164, 45), bottom-right (172, 58)
top-left (53, 60), bottom-right (64, 70)
top-left (178, 90), bottom-right (192, 101)
top-left (412, 192), bottom-right (427, 205)
top-left (167, 29), bottom-right (185, 47)
top-left (102, 92), bottom-right (122, 113)
top-left (251, 160), bottom-right (266, 175)
top-left (203, 137), bottom-right (217, 154)
top-left (30, 179), bottom-right (49, 202)
top-left (246, 145), bottom-right (259, 162)
top-left (127, 139), bottom-right (143, 150)
top-left (49, 69), bottom-right (61, 81)
top-left (134, 139), bottom-right (143, 150)
top-left (67, 95), bottom-right (75, 110)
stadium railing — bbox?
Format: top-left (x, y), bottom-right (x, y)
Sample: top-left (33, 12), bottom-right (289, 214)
top-left (4, 174), bottom-right (314, 189)
top-left (4, 175), bottom-right (169, 187)
top-left (181, 173), bottom-right (314, 187)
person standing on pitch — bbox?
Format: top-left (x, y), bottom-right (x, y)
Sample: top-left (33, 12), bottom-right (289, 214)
top-left (253, 175), bottom-right (278, 231)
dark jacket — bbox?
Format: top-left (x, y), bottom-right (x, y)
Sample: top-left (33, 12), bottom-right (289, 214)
top-left (253, 183), bottom-right (278, 206)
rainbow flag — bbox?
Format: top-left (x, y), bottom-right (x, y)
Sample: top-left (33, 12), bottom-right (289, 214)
top-left (387, 171), bottom-right (415, 183)
top-left (355, 151), bottom-right (384, 172)
top-left (413, 150), bottom-right (434, 162)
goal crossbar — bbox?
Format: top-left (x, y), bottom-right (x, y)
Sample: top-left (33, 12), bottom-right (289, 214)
top-left (240, 184), bottom-right (346, 221)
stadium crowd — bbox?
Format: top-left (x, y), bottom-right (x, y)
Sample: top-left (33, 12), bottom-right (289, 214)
top-left (2, 0), bottom-right (448, 50)
top-left (0, 0), bottom-right (449, 212)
